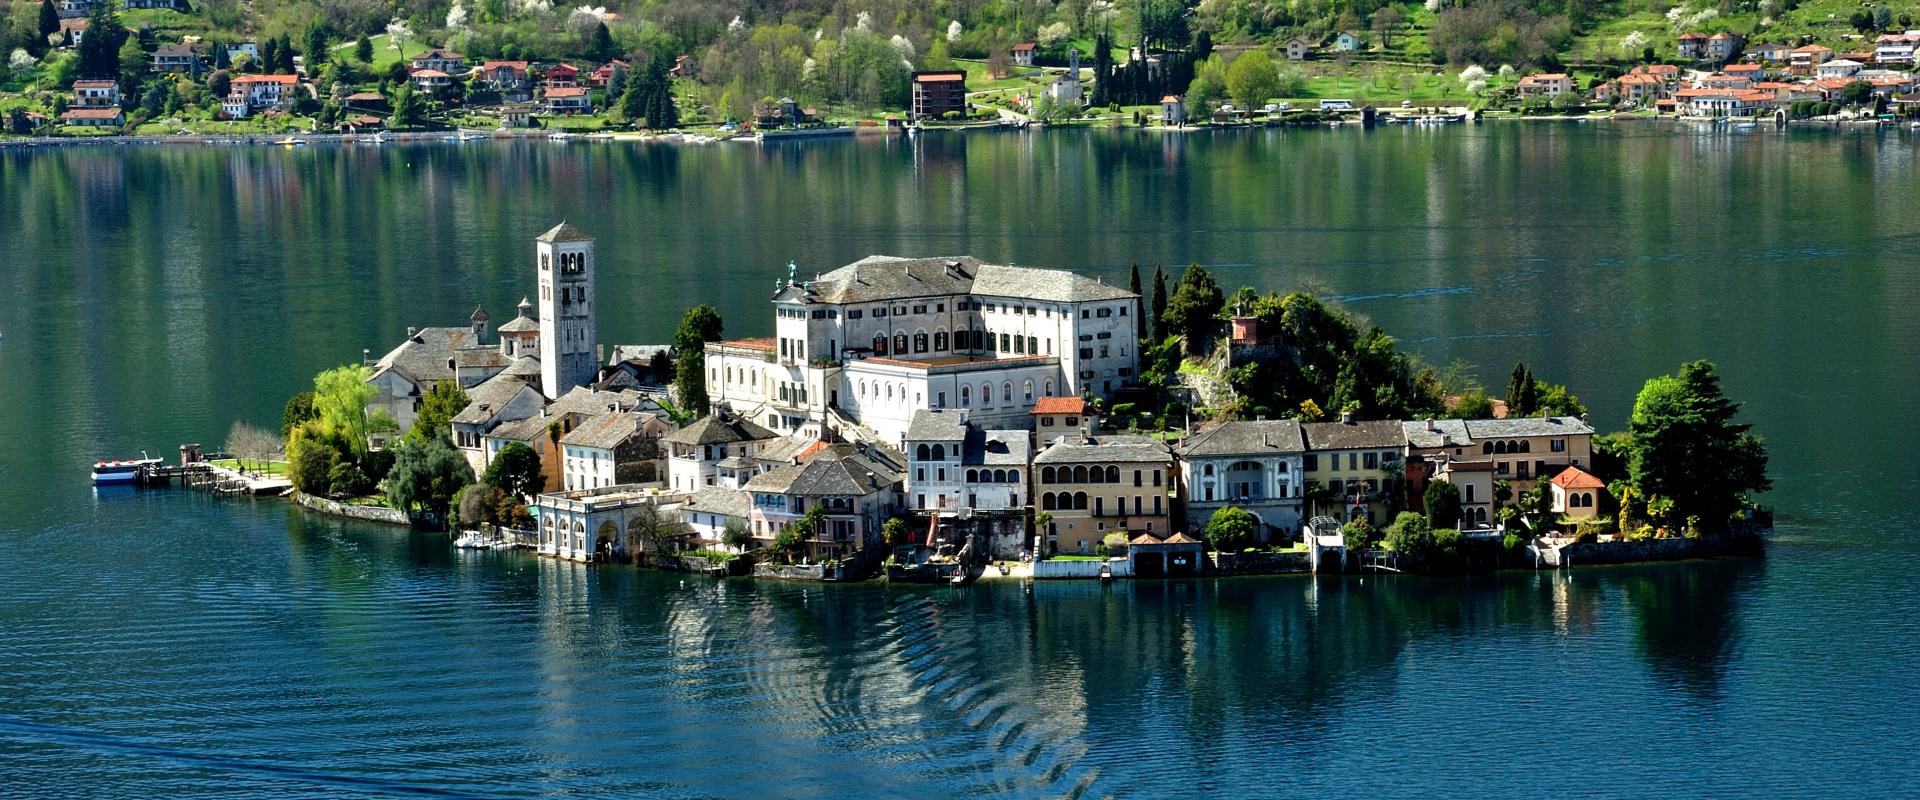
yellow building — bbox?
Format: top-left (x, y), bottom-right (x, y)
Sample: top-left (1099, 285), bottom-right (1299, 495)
top-left (1301, 418), bottom-right (1408, 525)
top-left (1033, 434), bottom-right (1174, 556)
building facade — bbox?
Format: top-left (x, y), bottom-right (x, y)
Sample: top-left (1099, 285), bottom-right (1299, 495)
top-left (1302, 418), bottom-right (1408, 525)
top-left (535, 222), bottom-right (598, 400)
top-left (1178, 419), bottom-right (1308, 544)
top-left (1032, 435), bottom-right (1173, 555)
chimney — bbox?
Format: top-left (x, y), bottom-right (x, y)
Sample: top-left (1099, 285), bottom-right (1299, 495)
top-left (1262, 433), bottom-right (1270, 448)
top-left (406, 326), bottom-right (418, 340)
top-left (597, 343), bottom-right (606, 364)
top-left (1340, 410), bottom-right (1353, 424)
top-left (1428, 419), bottom-right (1438, 432)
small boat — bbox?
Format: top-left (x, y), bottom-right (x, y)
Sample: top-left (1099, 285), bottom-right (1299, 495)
top-left (458, 131), bottom-right (488, 141)
top-left (92, 453), bottom-right (163, 485)
top-left (547, 131), bottom-right (575, 141)
top-left (356, 133), bottom-right (387, 145)
top-left (1098, 563), bottom-right (1113, 582)
top-left (276, 137), bottom-right (307, 147)
top-left (453, 531), bottom-right (489, 549)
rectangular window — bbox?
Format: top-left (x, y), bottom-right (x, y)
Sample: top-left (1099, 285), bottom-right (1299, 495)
top-left (913, 304), bottom-right (927, 314)
top-left (1079, 348), bottom-right (1094, 359)
top-left (1348, 453), bottom-right (1358, 471)
top-left (874, 308), bottom-right (887, 318)
top-left (1551, 439), bottom-right (1566, 453)
top-left (1001, 333), bottom-right (1011, 351)
top-left (937, 391), bottom-right (946, 407)
top-left (916, 468), bottom-right (925, 481)
top-left (1014, 337), bottom-right (1025, 354)
top-left (1364, 452), bottom-right (1378, 470)
top-left (1028, 336), bottom-right (1038, 353)
top-left (1153, 495), bottom-right (1162, 515)
top-left (1304, 454), bottom-right (1318, 471)
top-left (849, 310), bottom-right (863, 320)
top-left (1134, 470), bottom-right (1142, 487)
top-left (1153, 470), bottom-right (1162, 487)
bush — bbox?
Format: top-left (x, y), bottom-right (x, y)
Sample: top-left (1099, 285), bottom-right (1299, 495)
top-left (1343, 516), bottom-right (1380, 550)
top-left (1205, 506), bottom-right (1258, 551)
top-left (1102, 532), bottom-right (1130, 557)
top-left (1382, 512), bottom-right (1435, 557)
top-left (1502, 532), bottom-right (1523, 552)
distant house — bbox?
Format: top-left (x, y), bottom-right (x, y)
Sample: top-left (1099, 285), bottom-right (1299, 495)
top-left (1705, 31), bottom-right (1743, 62)
top-left (59, 106), bottom-right (122, 127)
top-left (1723, 63), bottom-right (1765, 85)
top-left (123, 0), bottom-right (186, 9)
top-left (1697, 72), bottom-right (1755, 90)
top-left (1614, 72), bottom-right (1664, 104)
top-left (1815, 58), bottom-right (1862, 79)
top-left (482, 60), bottom-right (529, 89)
top-left (589, 59), bottom-right (629, 87)
top-left (1875, 32), bottom-right (1920, 65)
top-left (1745, 42), bottom-right (1791, 63)
top-left (543, 85), bottom-right (591, 114)
top-left (1284, 37), bottom-right (1311, 61)
top-left (1333, 30), bottom-right (1363, 51)
top-left (71, 79), bottom-right (119, 108)
top-left (1516, 72), bottom-right (1572, 97)
top-left (559, 411), bottom-right (670, 492)
top-left (909, 70), bottom-right (968, 122)
top-left (343, 91), bottom-right (389, 113)
top-left (1011, 42), bottom-right (1036, 66)
top-left (1677, 32), bottom-right (1708, 60)
top-left (57, 17), bottom-right (87, 47)
top-left (542, 62), bottom-right (580, 88)
top-left (224, 74), bottom-right (299, 118)
top-left (151, 43), bottom-right (203, 75)
top-left (679, 487), bottom-right (750, 552)
top-left (226, 42), bottom-right (258, 66)
top-left (1677, 87), bottom-right (1775, 116)
top-left (1160, 94), bottom-right (1185, 126)
top-left (1549, 465), bottom-right (1605, 520)
top-left (1042, 73), bottom-right (1082, 106)
top-left (1177, 419), bottom-right (1308, 545)
top-left (1789, 44), bottom-right (1833, 73)
top-left (410, 49), bottom-right (465, 73)
top-left (409, 68), bottom-right (452, 95)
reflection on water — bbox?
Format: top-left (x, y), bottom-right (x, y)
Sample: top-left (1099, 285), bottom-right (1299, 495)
top-left (1622, 559), bottom-right (1761, 702)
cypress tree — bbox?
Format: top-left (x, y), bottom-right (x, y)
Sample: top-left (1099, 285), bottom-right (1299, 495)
top-left (1129, 263), bottom-right (1146, 342)
top-left (1506, 362), bottom-right (1529, 412)
top-left (1150, 265), bottom-right (1168, 341)
top-left (38, 0), bottom-right (59, 43)
top-left (304, 26), bottom-right (329, 68)
top-left (355, 35), bottom-right (373, 64)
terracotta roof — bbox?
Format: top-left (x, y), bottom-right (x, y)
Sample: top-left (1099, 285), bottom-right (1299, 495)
top-left (60, 108), bottom-right (121, 120)
top-left (545, 86), bottom-right (588, 98)
top-left (1032, 397), bottom-right (1089, 415)
top-left (483, 60), bottom-right (529, 70)
top-left (1677, 32), bottom-right (1707, 41)
top-left (1160, 94), bottom-right (1182, 103)
top-left (412, 69), bottom-right (450, 78)
top-left (1709, 32), bottom-right (1738, 40)
top-left (913, 71), bottom-right (966, 83)
top-left (1550, 465), bottom-right (1605, 490)
top-left (1012, 43), bottom-right (1035, 51)
top-left (72, 80), bottom-right (116, 89)
top-left (715, 337), bottom-right (774, 353)
top-left (233, 74), bottom-right (298, 85)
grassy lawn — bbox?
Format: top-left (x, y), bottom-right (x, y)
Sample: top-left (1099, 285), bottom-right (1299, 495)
top-left (132, 115), bottom-right (312, 135)
top-left (211, 458), bottom-right (289, 476)
top-left (332, 34), bottom-right (432, 70)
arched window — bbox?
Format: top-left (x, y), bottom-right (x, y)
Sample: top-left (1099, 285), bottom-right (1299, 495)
top-left (894, 333), bottom-right (908, 354)
top-left (1494, 441), bottom-right (1508, 455)
top-left (1482, 442), bottom-right (1494, 455)
top-left (934, 330), bottom-right (948, 351)
top-left (961, 386), bottom-right (971, 406)
top-left (1042, 493), bottom-right (1056, 510)
top-left (1072, 465), bottom-right (1089, 483)
top-left (914, 331), bottom-right (929, 353)
top-left (1520, 440), bottom-right (1532, 453)
top-left (931, 444), bottom-right (945, 461)
top-left (1007, 469), bottom-right (1020, 484)
top-left (1106, 465), bottom-right (1120, 483)
top-left (916, 444), bottom-right (930, 461)
top-left (1044, 379), bottom-right (1055, 396)
top-left (1024, 380), bottom-right (1034, 402)
top-left (885, 384), bottom-right (893, 400)
top-left (1003, 382), bottom-right (1013, 403)
top-left (1074, 492), bottom-right (1088, 510)
top-left (992, 469), bottom-right (1006, 483)
top-left (1087, 467), bottom-right (1103, 484)
top-left (872, 334), bottom-right (888, 356)
top-left (1203, 464), bottom-right (1215, 476)
top-left (981, 383), bottom-right (993, 407)
top-left (967, 469), bottom-right (978, 482)
top-left (1042, 466), bottom-right (1055, 483)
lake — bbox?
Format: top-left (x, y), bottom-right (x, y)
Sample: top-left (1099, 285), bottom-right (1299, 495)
top-left (2, 124), bottom-right (1917, 798)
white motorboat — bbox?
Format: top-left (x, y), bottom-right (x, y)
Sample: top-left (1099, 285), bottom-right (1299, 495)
top-left (453, 531), bottom-right (489, 549)
top-left (276, 137), bottom-right (307, 147)
top-left (547, 131), bottom-right (575, 141)
top-left (92, 454), bottom-right (163, 484)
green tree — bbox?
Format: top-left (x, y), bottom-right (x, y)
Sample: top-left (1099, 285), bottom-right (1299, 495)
top-left (881, 516), bottom-right (909, 547)
top-left (389, 84), bottom-right (426, 127)
top-left (1163, 264), bottom-right (1224, 354)
top-left (1225, 49), bottom-right (1280, 110)
top-left (674, 304), bottom-right (723, 416)
top-left (312, 364), bottom-right (385, 453)
top-left (772, 504), bottom-right (825, 563)
top-left (1382, 511), bottom-right (1436, 558)
top-left (589, 21), bottom-right (615, 61)
top-left (1138, 0), bottom-right (1191, 51)
top-left (1506, 362), bottom-right (1530, 413)
top-left (1454, 389), bottom-right (1495, 419)
top-left (1533, 381), bottom-right (1585, 417)
top-left (1102, 531), bottom-right (1130, 556)
top-left (722, 520), bottom-right (754, 551)
top-left (37, 0), bottom-right (59, 45)
top-left (303, 26), bottom-right (328, 68)
top-left (286, 420), bottom-right (342, 495)
top-left (1149, 265), bottom-right (1168, 341)
top-left (406, 380), bottom-right (470, 444)
top-left (1204, 505), bottom-right (1258, 551)
top-left (355, 35), bottom-right (373, 64)
top-left (1840, 80), bottom-right (1873, 107)
top-left (1627, 360), bottom-right (1771, 527)
top-left (119, 35), bottom-right (153, 91)
top-left (1128, 263), bottom-right (1147, 341)
top-left (482, 441), bottom-right (545, 498)
top-left (282, 390), bottom-right (318, 436)
top-left (381, 438), bottom-right (473, 520)
top-left (1423, 480), bottom-right (1462, 529)
top-left (75, 3), bottom-right (123, 78)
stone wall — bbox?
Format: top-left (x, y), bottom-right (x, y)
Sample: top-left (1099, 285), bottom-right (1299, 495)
top-left (1213, 550), bottom-right (1312, 575)
top-left (1539, 530), bottom-right (1763, 567)
top-left (1032, 558), bottom-right (1133, 579)
top-left (295, 493), bottom-right (411, 526)
top-left (753, 562), bottom-right (834, 581)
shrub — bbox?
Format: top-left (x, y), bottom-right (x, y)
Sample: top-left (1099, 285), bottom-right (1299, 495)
top-left (1102, 532), bottom-right (1130, 557)
top-left (1502, 532), bottom-right (1523, 552)
top-left (1205, 506), bottom-right (1258, 551)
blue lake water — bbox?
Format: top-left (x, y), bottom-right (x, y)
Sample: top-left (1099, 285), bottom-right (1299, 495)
top-left (2, 125), bottom-right (1917, 797)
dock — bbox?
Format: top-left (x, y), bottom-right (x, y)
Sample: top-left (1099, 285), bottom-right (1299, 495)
top-left (135, 462), bottom-right (293, 496)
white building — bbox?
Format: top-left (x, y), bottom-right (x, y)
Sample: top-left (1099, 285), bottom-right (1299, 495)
top-left (704, 256), bottom-right (1141, 446)
top-left (902, 409), bottom-right (1031, 513)
top-left (679, 486), bottom-right (751, 551)
top-left (1177, 419), bottom-right (1308, 544)
top-left (661, 411), bottom-right (781, 492)
top-left (535, 222), bottom-right (598, 400)
top-left (559, 411), bottom-right (670, 491)
top-left (1815, 58), bottom-right (1863, 79)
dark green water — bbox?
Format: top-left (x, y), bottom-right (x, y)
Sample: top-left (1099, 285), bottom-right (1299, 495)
top-left (2, 125), bottom-right (1917, 797)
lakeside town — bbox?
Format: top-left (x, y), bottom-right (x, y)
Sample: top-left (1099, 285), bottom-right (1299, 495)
top-left (150, 221), bottom-right (1773, 582)
top-left (5, 0), bottom-right (1920, 141)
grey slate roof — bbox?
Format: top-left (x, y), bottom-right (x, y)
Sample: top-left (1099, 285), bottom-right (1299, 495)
top-left (536, 221), bottom-right (594, 243)
top-left (484, 414), bottom-right (551, 445)
top-left (547, 386), bottom-right (657, 417)
top-left (1178, 419), bottom-right (1307, 457)
top-left (1403, 419), bottom-right (1472, 450)
top-left (560, 411), bottom-right (649, 449)
top-left (1301, 419), bottom-right (1408, 451)
top-left (744, 443), bottom-right (904, 497)
top-left (663, 412), bottom-right (778, 446)
top-left (455, 348), bottom-right (513, 369)
top-left (1033, 435), bottom-right (1171, 465)
top-left (1463, 416), bottom-right (1594, 439)
top-left (498, 315), bottom-right (539, 333)
top-left (905, 409), bottom-right (969, 442)
top-left (966, 430), bottom-right (1031, 466)
top-left (753, 435), bottom-right (816, 465)
top-left (800, 256), bottom-right (1139, 306)
top-left (683, 487), bottom-right (750, 519)
top-left (370, 326), bottom-right (487, 386)
top-left (450, 373), bottom-right (536, 425)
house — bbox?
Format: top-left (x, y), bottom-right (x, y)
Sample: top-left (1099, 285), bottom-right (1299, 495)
top-left (1011, 42), bottom-right (1036, 67)
top-left (225, 42), bottom-right (258, 66)
top-left (479, 386), bottom-right (660, 490)
top-left (151, 43), bottom-right (202, 75)
top-left (481, 60), bottom-right (530, 93)
top-left (342, 91), bottom-right (389, 113)
top-left (1516, 73), bottom-right (1573, 97)
top-left (702, 256), bottom-right (1140, 444)
top-left (1697, 72), bottom-right (1755, 90)
top-left (409, 68), bottom-right (452, 95)
top-left (1724, 63), bottom-right (1765, 84)
top-left (903, 409), bottom-right (1031, 514)
top-left (450, 372), bottom-right (545, 474)
top-left (1032, 396), bottom-right (1093, 438)
top-left (662, 410), bottom-right (779, 492)
top-left (535, 484), bottom-right (688, 561)
top-left (910, 71), bottom-right (968, 121)
top-left (1868, 74), bottom-right (1916, 97)
top-left (57, 17), bottom-right (87, 47)
top-left (1677, 32), bottom-right (1708, 60)
top-left (1160, 94), bottom-right (1185, 126)
top-left (71, 79), bottom-right (119, 108)
top-left (1178, 419), bottom-right (1308, 545)
top-left (679, 486), bottom-right (751, 552)
top-left (1284, 37), bottom-right (1312, 61)
top-left (1614, 72), bottom-right (1664, 104)
top-left (542, 62), bottom-right (580, 88)
top-left (1301, 416), bottom-right (1407, 526)
top-left (1634, 64), bottom-right (1680, 81)
top-left (410, 49), bottom-right (465, 73)
top-left (59, 107), bottom-right (122, 127)
top-left (543, 86), bottom-right (591, 114)
top-left (1549, 464), bottom-right (1605, 520)
top-left (1745, 42), bottom-right (1791, 63)
top-left (1460, 416), bottom-right (1594, 490)
top-left (225, 74), bottom-right (299, 116)
top-left (123, 0), bottom-right (186, 9)
top-left (589, 59), bottom-right (629, 87)
top-left (1815, 58), bottom-right (1862, 80)
top-left (1033, 434), bottom-right (1173, 556)
top-left (560, 411), bottom-right (670, 491)
top-left (1434, 459), bottom-right (1497, 530)
top-left (1705, 31), bottom-right (1743, 62)
top-left (743, 442), bottom-right (905, 561)
top-left (1042, 73), bottom-right (1082, 107)
top-left (1789, 44), bottom-right (1834, 73)
top-left (1333, 31), bottom-right (1363, 51)
top-left (1875, 32), bottom-right (1920, 65)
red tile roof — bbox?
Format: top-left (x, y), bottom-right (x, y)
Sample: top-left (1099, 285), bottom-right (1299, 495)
top-left (233, 74), bottom-right (299, 85)
top-left (1032, 397), bottom-right (1089, 415)
top-left (60, 108), bottom-right (121, 120)
top-left (915, 72), bottom-right (966, 83)
top-left (545, 86), bottom-right (588, 98)
top-left (1550, 465), bottom-right (1605, 490)
top-left (1012, 43), bottom-right (1035, 52)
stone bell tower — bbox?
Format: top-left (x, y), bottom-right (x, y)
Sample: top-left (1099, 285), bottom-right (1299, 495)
top-left (535, 221), bottom-right (598, 400)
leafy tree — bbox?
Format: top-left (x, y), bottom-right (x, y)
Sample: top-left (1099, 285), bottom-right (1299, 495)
top-left (1342, 515), bottom-right (1380, 550)
top-left (1163, 264), bottom-right (1224, 354)
top-left (355, 35), bottom-right (373, 64)
top-left (1138, 0), bottom-right (1191, 51)
top-left (407, 380), bottom-right (470, 444)
top-left (303, 26), bottom-right (328, 67)
top-left (454, 481), bottom-right (494, 529)
top-left (1840, 80), bottom-right (1873, 107)
top-left (1627, 360), bottom-right (1770, 528)
top-left (1128, 263), bottom-right (1146, 341)
top-left (381, 438), bottom-right (473, 520)
top-left (312, 364), bottom-right (386, 453)
top-left (881, 516), bottom-right (908, 547)
top-left (1204, 505), bottom-right (1258, 551)
top-left (75, 4), bottom-right (124, 78)
top-left (723, 520), bottom-right (754, 551)
top-left (286, 418), bottom-right (353, 495)
top-left (1382, 511), bottom-right (1437, 558)
top-left (261, 37), bottom-right (280, 74)
top-left (630, 503), bottom-right (689, 557)
top-left (673, 304), bottom-right (723, 416)
top-left (482, 441), bottom-right (545, 498)
top-left (1533, 381), bottom-right (1585, 417)
top-left (327, 459), bottom-right (373, 497)
top-left (1102, 532), bottom-right (1130, 556)
top-left (1423, 480), bottom-right (1462, 529)
top-left (282, 390), bottom-right (318, 436)
top-left (1454, 389), bottom-right (1495, 419)
top-left (771, 504), bottom-right (825, 563)
top-left (1225, 49), bottom-right (1279, 109)
top-left (389, 84), bottom-right (427, 127)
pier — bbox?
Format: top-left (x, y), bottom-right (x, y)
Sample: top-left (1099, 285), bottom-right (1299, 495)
top-left (134, 461), bottom-right (293, 497)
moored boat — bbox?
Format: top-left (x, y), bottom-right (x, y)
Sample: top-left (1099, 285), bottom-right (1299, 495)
top-left (91, 454), bottom-right (163, 484)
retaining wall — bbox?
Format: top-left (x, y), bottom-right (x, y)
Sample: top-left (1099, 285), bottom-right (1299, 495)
top-left (1032, 558), bottom-right (1133, 579)
top-left (1539, 530), bottom-right (1763, 567)
top-left (295, 493), bottom-right (411, 526)
top-left (1213, 550), bottom-right (1313, 575)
